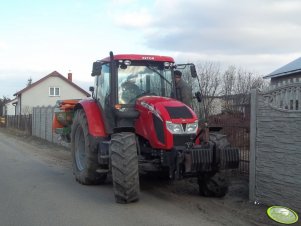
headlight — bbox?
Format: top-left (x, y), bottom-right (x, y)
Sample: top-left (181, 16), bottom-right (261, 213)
top-left (166, 121), bottom-right (198, 134)
top-left (186, 122), bottom-right (198, 134)
top-left (166, 121), bottom-right (184, 134)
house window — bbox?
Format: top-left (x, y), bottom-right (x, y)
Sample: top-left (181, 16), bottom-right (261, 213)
top-left (49, 87), bottom-right (60, 96)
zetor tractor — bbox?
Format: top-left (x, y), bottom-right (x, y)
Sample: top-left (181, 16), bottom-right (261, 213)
top-left (53, 51), bottom-right (239, 204)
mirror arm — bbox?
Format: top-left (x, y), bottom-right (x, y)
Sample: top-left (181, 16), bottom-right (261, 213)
top-left (89, 86), bottom-right (95, 99)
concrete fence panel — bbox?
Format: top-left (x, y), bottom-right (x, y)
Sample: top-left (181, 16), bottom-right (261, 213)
top-left (32, 106), bottom-right (69, 148)
top-left (45, 106), bottom-right (54, 142)
top-left (250, 83), bottom-right (301, 213)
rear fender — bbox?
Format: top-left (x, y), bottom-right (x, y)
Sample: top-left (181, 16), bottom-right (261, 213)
top-left (75, 100), bottom-right (107, 137)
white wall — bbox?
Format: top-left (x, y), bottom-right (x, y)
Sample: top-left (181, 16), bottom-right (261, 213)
top-left (20, 77), bottom-right (88, 114)
top-left (5, 100), bottom-right (17, 115)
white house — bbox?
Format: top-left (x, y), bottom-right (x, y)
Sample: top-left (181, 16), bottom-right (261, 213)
top-left (13, 71), bottom-right (90, 115)
top-left (4, 98), bottom-right (18, 116)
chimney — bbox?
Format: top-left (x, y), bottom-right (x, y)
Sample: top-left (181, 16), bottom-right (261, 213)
top-left (68, 72), bottom-right (72, 82)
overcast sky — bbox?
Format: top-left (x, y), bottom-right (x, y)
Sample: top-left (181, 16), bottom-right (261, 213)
top-left (1, 0), bottom-right (300, 98)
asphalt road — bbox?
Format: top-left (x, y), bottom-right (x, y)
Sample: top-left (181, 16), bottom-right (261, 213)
top-left (0, 129), bottom-right (274, 226)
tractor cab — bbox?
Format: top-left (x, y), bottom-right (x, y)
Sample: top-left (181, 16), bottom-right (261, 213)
top-left (91, 52), bottom-right (196, 133)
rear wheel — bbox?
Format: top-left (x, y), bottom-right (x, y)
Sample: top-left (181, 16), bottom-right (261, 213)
top-left (71, 109), bottom-right (107, 184)
top-left (198, 133), bottom-right (231, 197)
top-left (209, 132), bottom-right (230, 150)
top-left (210, 132), bottom-right (240, 170)
top-left (110, 132), bottom-right (140, 204)
top-left (198, 172), bottom-right (228, 197)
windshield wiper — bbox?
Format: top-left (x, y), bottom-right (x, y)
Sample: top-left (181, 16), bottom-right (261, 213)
top-left (146, 64), bottom-right (172, 85)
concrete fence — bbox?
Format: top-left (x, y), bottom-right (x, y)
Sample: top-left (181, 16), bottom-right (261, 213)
top-left (249, 83), bottom-right (301, 213)
top-left (32, 106), bottom-right (69, 147)
top-left (6, 115), bottom-right (32, 134)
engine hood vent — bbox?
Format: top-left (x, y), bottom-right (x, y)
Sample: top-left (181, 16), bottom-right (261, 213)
top-left (165, 106), bottom-right (193, 119)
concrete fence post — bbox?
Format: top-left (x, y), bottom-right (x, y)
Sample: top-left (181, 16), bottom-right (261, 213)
top-left (45, 106), bottom-right (47, 140)
top-left (249, 89), bottom-right (257, 201)
top-left (51, 107), bottom-right (54, 143)
top-left (32, 108), bottom-right (34, 136)
top-left (39, 107), bottom-right (42, 139)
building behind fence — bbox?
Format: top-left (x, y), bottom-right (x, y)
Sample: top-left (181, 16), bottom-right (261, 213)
top-left (249, 82), bottom-right (301, 213)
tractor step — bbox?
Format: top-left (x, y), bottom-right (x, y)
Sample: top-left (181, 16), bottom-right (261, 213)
top-left (98, 140), bottom-right (110, 165)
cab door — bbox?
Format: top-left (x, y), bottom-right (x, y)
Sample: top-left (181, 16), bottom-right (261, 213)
top-left (95, 63), bottom-right (114, 133)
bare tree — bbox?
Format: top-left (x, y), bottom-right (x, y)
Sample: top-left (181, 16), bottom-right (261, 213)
top-left (181, 61), bottom-right (268, 118)
top-left (0, 96), bottom-right (11, 116)
top-left (222, 65), bottom-right (236, 96)
top-left (189, 61), bottom-right (222, 119)
top-left (221, 66), bottom-right (268, 113)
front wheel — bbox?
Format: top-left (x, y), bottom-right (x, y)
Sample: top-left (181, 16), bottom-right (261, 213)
top-left (71, 109), bottom-right (107, 185)
top-left (110, 132), bottom-right (140, 204)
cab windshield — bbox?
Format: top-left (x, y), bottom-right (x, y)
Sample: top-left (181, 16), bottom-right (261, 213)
top-left (117, 62), bottom-right (173, 104)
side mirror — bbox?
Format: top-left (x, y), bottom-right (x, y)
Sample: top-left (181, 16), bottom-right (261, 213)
top-left (190, 65), bottom-right (197, 78)
top-left (91, 61), bottom-right (102, 76)
top-left (89, 86), bottom-right (94, 92)
top-left (195, 91), bottom-right (202, 103)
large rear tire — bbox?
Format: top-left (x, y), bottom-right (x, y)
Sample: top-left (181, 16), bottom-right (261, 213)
top-left (198, 172), bottom-right (228, 197)
top-left (71, 109), bottom-right (107, 185)
top-left (210, 132), bottom-right (240, 170)
top-left (110, 132), bottom-right (140, 204)
top-left (198, 133), bottom-right (231, 197)
top-left (209, 132), bottom-right (230, 150)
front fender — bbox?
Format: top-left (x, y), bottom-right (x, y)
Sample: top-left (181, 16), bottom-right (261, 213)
top-left (75, 99), bottom-right (107, 137)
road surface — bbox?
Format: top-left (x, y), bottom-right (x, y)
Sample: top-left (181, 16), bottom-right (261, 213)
top-left (0, 128), bottom-right (275, 226)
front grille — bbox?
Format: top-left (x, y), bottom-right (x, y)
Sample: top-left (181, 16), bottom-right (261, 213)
top-left (165, 106), bottom-right (193, 119)
top-left (173, 134), bottom-right (195, 146)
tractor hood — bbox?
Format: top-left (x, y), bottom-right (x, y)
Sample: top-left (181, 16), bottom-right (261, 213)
top-left (136, 96), bottom-right (197, 123)
top-left (135, 96), bottom-right (198, 149)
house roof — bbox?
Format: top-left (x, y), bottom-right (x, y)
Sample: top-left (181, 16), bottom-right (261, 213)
top-left (263, 57), bottom-right (301, 79)
top-left (14, 71), bottom-right (90, 97)
top-left (5, 98), bottom-right (18, 105)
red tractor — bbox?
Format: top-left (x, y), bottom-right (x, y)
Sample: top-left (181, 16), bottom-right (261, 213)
top-left (53, 51), bottom-right (239, 203)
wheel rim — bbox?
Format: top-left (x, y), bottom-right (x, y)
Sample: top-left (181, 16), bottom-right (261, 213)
top-left (74, 126), bottom-right (86, 171)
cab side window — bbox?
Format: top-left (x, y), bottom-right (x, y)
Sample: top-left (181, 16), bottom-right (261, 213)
top-left (96, 63), bottom-right (110, 107)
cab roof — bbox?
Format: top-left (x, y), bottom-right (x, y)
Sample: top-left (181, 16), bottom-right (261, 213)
top-left (100, 54), bottom-right (175, 63)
